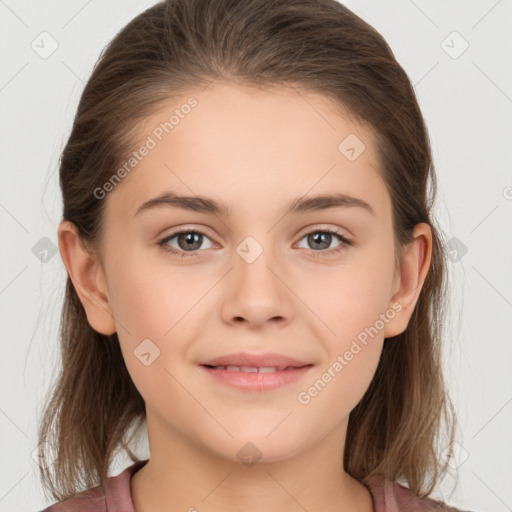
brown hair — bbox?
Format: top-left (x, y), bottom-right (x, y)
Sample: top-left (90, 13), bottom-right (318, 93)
top-left (38, 0), bottom-right (458, 504)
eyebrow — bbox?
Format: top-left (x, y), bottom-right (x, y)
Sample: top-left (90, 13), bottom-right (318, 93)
top-left (134, 191), bottom-right (376, 218)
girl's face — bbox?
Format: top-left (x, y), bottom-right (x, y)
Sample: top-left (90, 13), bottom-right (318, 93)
top-left (79, 82), bottom-right (429, 463)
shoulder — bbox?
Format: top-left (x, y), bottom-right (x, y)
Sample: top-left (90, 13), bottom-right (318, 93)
top-left (39, 486), bottom-right (107, 512)
top-left (41, 487), bottom-right (108, 512)
top-left (38, 459), bottom-right (149, 512)
top-left (365, 475), bottom-right (476, 512)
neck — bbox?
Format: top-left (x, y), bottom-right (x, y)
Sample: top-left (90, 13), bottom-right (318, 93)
top-left (130, 417), bottom-right (374, 512)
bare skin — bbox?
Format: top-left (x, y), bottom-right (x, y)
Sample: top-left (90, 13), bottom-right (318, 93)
top-left (58, 80), bottom-right (432, 512)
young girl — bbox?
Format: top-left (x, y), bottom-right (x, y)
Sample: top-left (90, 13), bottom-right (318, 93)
top-left (36, 0), bottom-right (473, 511)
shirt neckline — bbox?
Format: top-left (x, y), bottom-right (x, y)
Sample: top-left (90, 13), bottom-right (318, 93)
top-left (109, 459), bottom-right (395, 512)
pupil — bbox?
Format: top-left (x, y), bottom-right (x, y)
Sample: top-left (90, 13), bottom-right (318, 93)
top-left (310, 232), bottom-right (330, 249)
top-left (180, 232), bottom-right (201, 251)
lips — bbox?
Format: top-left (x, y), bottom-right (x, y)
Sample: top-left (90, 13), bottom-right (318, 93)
top-left (206, 365), bottom-right (297, 373)
top-left (198, 352), bottom-right (314, 392)
top-left (199, 352), bottom-right (312, 369)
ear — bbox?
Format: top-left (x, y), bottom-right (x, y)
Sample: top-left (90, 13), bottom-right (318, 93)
top-left (383, 222), bottom-right (433, 338)
top-left (57, 220), bottom-right (117, 335)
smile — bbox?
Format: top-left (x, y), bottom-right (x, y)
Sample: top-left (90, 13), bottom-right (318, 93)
top-left (206, 365), bottom-right (300, 372)
top-left (199, 364), bottom-right (314, 392)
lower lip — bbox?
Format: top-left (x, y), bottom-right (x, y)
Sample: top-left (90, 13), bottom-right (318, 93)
top-left (199, 365), bottom-right (314, 392)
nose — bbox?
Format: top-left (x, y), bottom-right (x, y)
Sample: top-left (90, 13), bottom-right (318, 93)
top-left (220, 241), bottom-right (294, 328)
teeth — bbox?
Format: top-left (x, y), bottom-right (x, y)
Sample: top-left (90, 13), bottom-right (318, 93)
top-left (259, 367), bottom-right (279, 373)
top-left (240, 366), bottom-right (258, 373)
top-left (212, 365), bottom-right (292, 372)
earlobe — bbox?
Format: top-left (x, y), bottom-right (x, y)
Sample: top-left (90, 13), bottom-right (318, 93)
top-left (383, 223), bottom-right (433, 338)
top-left (57, 220), bottom-right (117, 335)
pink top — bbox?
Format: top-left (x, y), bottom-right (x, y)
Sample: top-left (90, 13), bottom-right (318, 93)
top-left (40, 459), bottom-right (469, 512)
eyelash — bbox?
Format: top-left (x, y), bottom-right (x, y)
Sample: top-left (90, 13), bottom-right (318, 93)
top-left (158, 227), bottom-right (353, 259)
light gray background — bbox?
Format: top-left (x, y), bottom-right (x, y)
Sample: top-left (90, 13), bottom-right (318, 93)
top-left (1, 1), bottom-right (511, 511)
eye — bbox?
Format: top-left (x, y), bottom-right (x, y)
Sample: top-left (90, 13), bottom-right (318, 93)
top-left (296, 228), bottom-right (352, 257)
top-left (158, 227), bottom-right (353, 259)
top-left (159, 228), bottom-right (214, 258)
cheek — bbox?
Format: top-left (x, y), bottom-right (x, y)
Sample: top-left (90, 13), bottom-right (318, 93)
top-left (106, 253), bottom-right (205, 341)
top-left (106, 258), bottom-right (211, 392)
top-left (297, 257), bottom-right (393, 415)
top-left (297, 338), bottom-right (383, 429)
top-left (306, 247), bottom-right (396, 343)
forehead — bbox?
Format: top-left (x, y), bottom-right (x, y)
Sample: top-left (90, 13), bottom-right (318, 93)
top-left (106, 81), bottom-right (391, 224)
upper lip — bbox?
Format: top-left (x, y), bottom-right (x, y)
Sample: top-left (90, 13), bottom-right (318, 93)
top-left (199, 352), bottom-right (312, 368)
